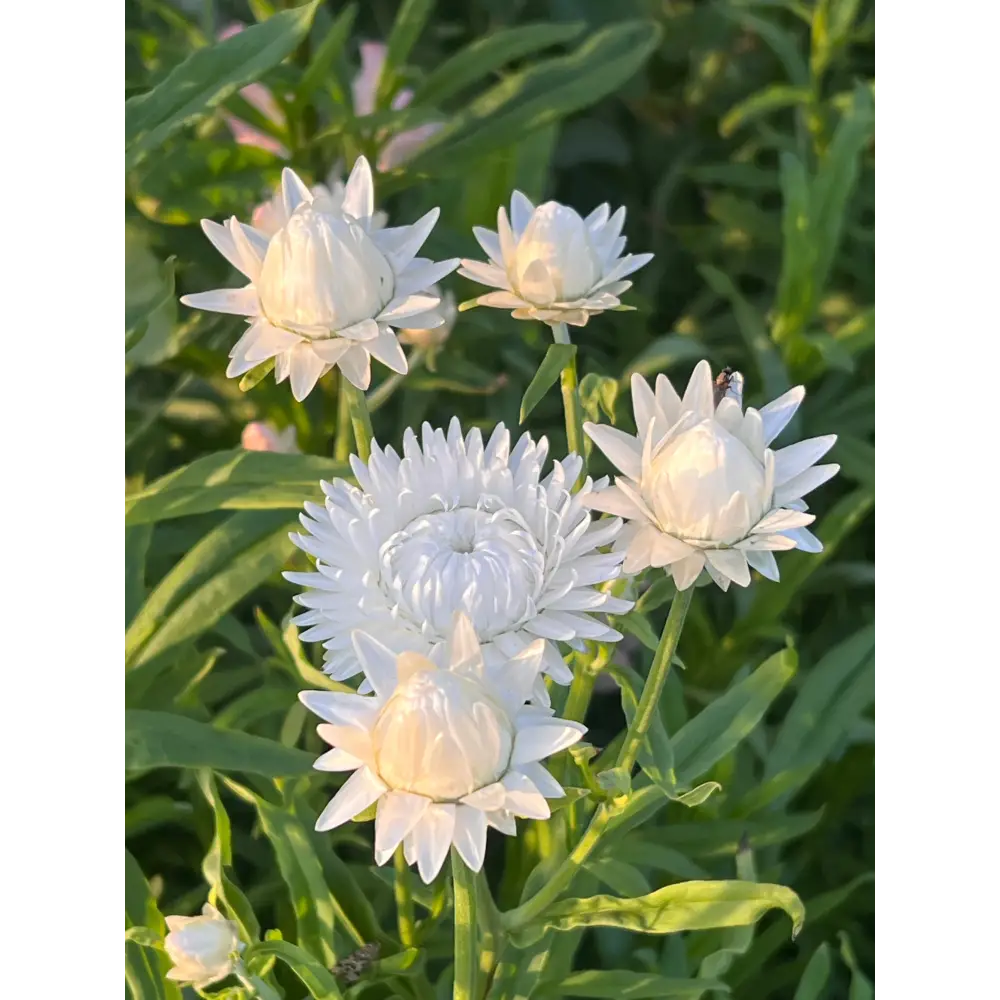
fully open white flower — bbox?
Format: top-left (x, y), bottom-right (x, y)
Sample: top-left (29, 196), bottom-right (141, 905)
top-left (299, 614), bottom-right (586, 882)
top-left (458, 192), bottom-right (653, 327)
top-left (583, 362), bottom-right (839, 591)
top-left (287, 419), bottom-right (630, 704)
top-left (180, 156), bottom-right (458, 399)
top-left (164, 903), bottom-right (243, 988)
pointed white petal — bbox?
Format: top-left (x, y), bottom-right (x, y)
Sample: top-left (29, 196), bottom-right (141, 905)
top-left (315, 768), bottom-right (386, 831)
top-left (501, 770), bottom-right (550, 820)
top-left (472, 226), bottom-right (503, 266)
top-left (367, 329), bottom-right (408, 374)
top-left (342, 156), bottom-right (375, 221)
top-left (760, 386), bottom-right (805, 444)
top-left (448, 612), bottom-right (484, 676)
top-left (336, 318), bottom-right (380, 341)
top-left (461, 782), bottom-right (506, 811)
top-left (745, 548), bottom-right (780, 581)
top-left (751, 508), bottom-right (816, 534)
top-left (655, 372), bottom-right (684, 425)
top-left (485, 809), bottom-right (517, 835)
top-left (784, 526), bottom-right (824, 553)
top-left (650, 533), bottom-right (696, 567)
top-left (311, 339), bottom-right (354, 365)
top-left (671, 552), bottom-right (705, 590)
top-left (773, 435), bottom-right (838, 485)
top-left (517, 761), bottom-right (565, 799)
top-left (289, 343), bottom-right (327, 401)
top-left (180, 286), bottom-right (259, 316)
top-left (774, 464), bottom-right (839, 505)
top-left (582, 423), bottom-right (642, 480)
top-left (379, 294), bottom-right (441, 324)
top-left (452, 805), bottom-right (488, 872)
top-left (682, 360), bottom-right (715, 418)
top-left (705, 549), bottom-right (751, 587)
top-left (374, 791), bottom-right (430, 863)
top-left (337, 344), bottom-right (372, 389)
top-left (299, 691), bottom-right (376, 728)
top-left (477, 290), bottom-right (524, 308)
top-left (351, 631), bottom-right (398, 699)
top-left (314, 747), bottom-right (364, 772)
top-left (581, 484), bottom-right (646, 520)
top-left (510, 719), bottom-right (586, 765)
top-left (413, 804), bottom-right (456, 884)
top-left (281, 167), bottom-right (313, 219)
top-left (458, 259), bottom-right (512, 291)
top-left (510, 190), bottom-right (535, 236)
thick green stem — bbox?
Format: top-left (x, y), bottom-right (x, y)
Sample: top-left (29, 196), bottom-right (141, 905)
top-left (452, 851), bottom-right (477, 1000)
top-left (394, 845), bottom-right (417, 947)
top-left (616, 587), bottom-right (694, 774)
top-left (475, 870), bottom-right (502, 993)
top-left (551, 322), bottom-right (587, 486)
top-left (341, 379), bottom-right (374, 462)
top-left (334, 373), bottom-right (352, 462)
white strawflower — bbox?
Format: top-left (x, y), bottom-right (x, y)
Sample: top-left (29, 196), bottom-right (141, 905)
top-left (399, 286), bottom-right (456, 349)
top-left (458, 192), bottom-right (653, 327)
top-left (180, 156), bottom-right (458, 399)
top-left (241, 420), bottom-right (298, 453)
top-left (164, 903), bottom-right (243, 988)
top-left (299, 614), bottom-right (586, 883)
top-left (251, 167), bottom-right (389, 238)
top-left (583, 362), bottom-right (839, 591)
top-left (286, 419), bottom-right (631, 705)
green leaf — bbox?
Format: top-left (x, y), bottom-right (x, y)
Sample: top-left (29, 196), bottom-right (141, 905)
top-left (511, 880), bottom-right (804, 946)
top-left (671, 781), bottom-right (722, 808)
top-left (698, 265), bottom-right (788, 400)
top-left (125, 523), bottom-right (152, 628)
top-left (719, 8), bottom-right (809, 85)
top-left (615, 840), bottom-right (710, 882)
top-left (614, 611), bottom-right (661, 653)
top-left (582, 858), bottom-right (651, 898)
top-left (404, 21), bottom-right (662, 176)
top-left (838, 932), bottom-right (873, 1000)
top-left (623, 334), bottom-right (707, 379)
top-left (294, 4), bottom-right (357, 110)
top-left (375, 0), bottom-right (435, 110)
top-left (793, 944), bottom-right (833, 1000)
top-left (125, 1), bottom-right (319, 169)
top-left (766, 626), bottom-right (875, 793)
top-left (246, 940), bottom-right (345, 999)
top-left (520, 344), bottom-right (577, 422)
top-left (250, 795), bottom-right (339, 967)
top-left (658, 811), bottom-right (824, 859)
top-left (672, 647), bottom-right (797, 785)
top-left (720, 84), bottom-right (810, 137)
top-left (125, 850), bottom-right (183, 1000)
top-left (129, 516), bottom-right (294, 668)
top-left (634, 577), bottom-right (676, 614)
top-left (126, 510), bottom-right (293, 667)
top-left (535, 970), bottom-right (731, 998)
top-left (125, 226), bottom-right (180, 368)
top-left (413, 22), bottom-right (585, 107)
top-left (125, 710), bottom-right (314, 775)
top-left (125, 449), bottom-right (350, 524)
top-left (197, 771), bottom-right (261, 942)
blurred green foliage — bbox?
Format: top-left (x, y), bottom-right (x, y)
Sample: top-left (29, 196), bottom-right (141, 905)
top-left (126, 1), bottom-right (873, 997)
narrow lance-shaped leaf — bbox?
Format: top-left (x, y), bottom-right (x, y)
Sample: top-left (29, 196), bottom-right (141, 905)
top-left (520, 344), bottom-right (577, 423)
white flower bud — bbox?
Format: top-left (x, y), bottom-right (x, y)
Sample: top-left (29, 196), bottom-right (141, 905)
top-left (514, 202), bottom-right (602, 303)
top-left (257, 205), bottom-right (394, 335)
top-left (373, 665), bottom-right (514, 800)
top-left (164, 904), bottom-right (242, 988)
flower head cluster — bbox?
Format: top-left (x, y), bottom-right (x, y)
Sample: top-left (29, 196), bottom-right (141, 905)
top-left (299, 614), bottom-right (585, 882)
top-left (287, 419), bottom-right (630, 705)
top-left (164, 904), bottom-right (243, 988)
top-left (459, 192), bottom-right (652, 327)
top-left (583, 362), bottom-right (839, 590)
top-left (181, 156), bottom-right (458, 398)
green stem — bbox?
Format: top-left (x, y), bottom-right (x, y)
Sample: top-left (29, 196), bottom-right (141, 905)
top-left (452, 851), bottom-right (478, 1000)
top-left (334, 373), bottom-right (352, 462)
top-left (236, 969), bottom-right (283, 1000)
top-left (475, 870), bottom-right (502, 994)
top-left (502, 804), bottom-right (613, 931)
top-left (394, 845), bottom-right (417, 947)
top-left (551, 322), bottom-right (587, 487)
top-left (341, 379), bottom-right (374, 462)
top-left (616, 587), bottom-right (695, 774)
top-left (367, 349), bottom-right (424, 413)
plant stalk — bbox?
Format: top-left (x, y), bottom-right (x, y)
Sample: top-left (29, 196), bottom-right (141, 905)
top-left (394, 845), bottom-right (417, 947)
top-left (341, 379), bottom-right (375, 462)
top-left (551, 322), bottom-right (587, 487)
top-left (452, 851), bottom-right (478, 1000)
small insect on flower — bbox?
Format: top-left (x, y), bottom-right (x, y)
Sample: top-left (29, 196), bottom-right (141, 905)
top-left (332, 942), bottom-right (381, 984)
top-left (712, 367), bottom-right (745, 408)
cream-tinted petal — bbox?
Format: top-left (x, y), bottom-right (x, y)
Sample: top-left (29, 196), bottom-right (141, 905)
top-left (374, 790), bottom-right (430, 863)
top-left (412, 804), bottom-right (456, 884)
top-left (452, 805), bottom-right (488, 872)
top-left (682, 360), bottom-right (715, 419)
top-left (351, 630), bottom-right (398, 699)
top-left (671, 552), bottom-right (705, 590)
top-left (342, 155), bottom-right (374, 221)
top-left (472, 226), bottom-right (503, 266)
top-left (510, 719), bottom-right (586, 765)
top-left (705, 549), bottom-right (751, 587)
top-left (315, 768), bottom-right (386, 831)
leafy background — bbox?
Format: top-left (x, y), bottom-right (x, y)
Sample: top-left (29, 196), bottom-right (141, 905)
top-left (125, 0), bottom-right (874, 997)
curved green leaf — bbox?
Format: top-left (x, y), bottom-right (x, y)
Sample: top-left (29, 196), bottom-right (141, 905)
top-left (513, 880), bottom-right (804, 946)
top-left (520, 344), bottom-right (576, 423)
top-left (536, 970), bottom-right (731, 998)
top-left (125, 449), bottom-right (348, 524)
top-left (125, 1), bottom-right (318, 169)
top-left (125, 710), bottom-right (314, 775)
